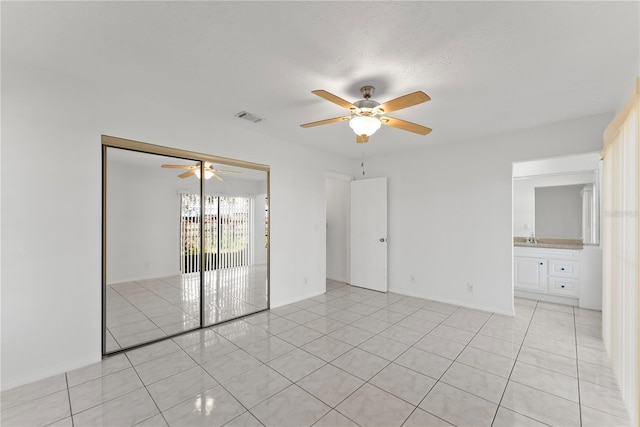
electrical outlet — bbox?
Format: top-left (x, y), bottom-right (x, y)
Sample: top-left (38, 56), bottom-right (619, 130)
top-left (410, 274), bottom-right (416, 283)
top-left (467, 283), bottom-right (474, 293)
top-left (304, 277), bottom-right (308, 285)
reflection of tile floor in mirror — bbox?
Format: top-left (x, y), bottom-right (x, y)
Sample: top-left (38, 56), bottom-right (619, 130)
top-left (2, 280), bottom-right (633, 426)
top-left (106, 265), bottom-right (268, 352)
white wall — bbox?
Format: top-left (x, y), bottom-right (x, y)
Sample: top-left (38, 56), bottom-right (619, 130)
top-left (1, 57), bottom-right (350, 390)
top-left (580, 245), bottom-right (603, 310)
top-left (513, 179), bottom-right (536, 237)
top-left (325, 176), bottom-right (351, 283)
top-left (352, 113), bottom-right (611, 315)
top-left (513, 152), bottom-right (601, 177)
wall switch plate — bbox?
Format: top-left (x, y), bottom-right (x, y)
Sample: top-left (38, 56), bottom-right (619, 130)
top-left (467, 283), bottom-right (474, 293)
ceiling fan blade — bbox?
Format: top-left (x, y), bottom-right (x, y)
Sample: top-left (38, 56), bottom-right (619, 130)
top-left (212, 172), bottom-right (224, 181)
top-left (356, 134), bottom-right (369, 143)
top-left (381, 116), bottom-right (432, 135)
top-left (379, 91), bottom-right (431, 114)
top-left (311, 90), bottom-right (356, 110)
top-left (161, 164), bottom-right (195, 169)
top-left (300, 116), bottom-right (351, 128)
top-left (178, 170), bottom-right (197, 178)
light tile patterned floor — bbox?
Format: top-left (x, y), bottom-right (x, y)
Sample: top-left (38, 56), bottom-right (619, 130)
top-left (1, 280), bottom-right (633, 426)
top-left (106, 265), bottom-right (268, 351)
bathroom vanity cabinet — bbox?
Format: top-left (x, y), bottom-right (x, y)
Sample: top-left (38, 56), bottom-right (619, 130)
top-left (514, 246), bottom-right (581, 303)
top-left (514, 245), bottom-right (602, 310)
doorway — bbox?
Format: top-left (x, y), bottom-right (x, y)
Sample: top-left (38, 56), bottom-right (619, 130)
top-left (325, 173), bottom-right (388, 293)
top-left (325, 174), bottom-right (351, 284)
top-left (511, 152), bottom-right (602, 310)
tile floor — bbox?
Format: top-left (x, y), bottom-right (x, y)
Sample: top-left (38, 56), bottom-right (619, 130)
top-left (106, 265), bottom-right (268, 351)
top-left (2, 280), bottom-right (633, 426)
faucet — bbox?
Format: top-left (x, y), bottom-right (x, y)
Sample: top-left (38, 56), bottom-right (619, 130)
top-left (527, 232), bottom-right (537, 244)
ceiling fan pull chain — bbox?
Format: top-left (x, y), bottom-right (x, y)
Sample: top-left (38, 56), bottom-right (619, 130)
top-left (361, 148), bottom-right (366, 176)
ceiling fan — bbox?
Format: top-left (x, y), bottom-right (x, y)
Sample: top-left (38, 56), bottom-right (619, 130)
top-left (160, 162), bottom-right (240, 181)
top-left (300, 85), bottom-right (432, 143)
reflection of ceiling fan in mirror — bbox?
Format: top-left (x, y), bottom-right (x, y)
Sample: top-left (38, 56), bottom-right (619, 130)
top-left (300, 85), bottom-right (432, 143)
top-left (161, 162), bottom-right (241, 181)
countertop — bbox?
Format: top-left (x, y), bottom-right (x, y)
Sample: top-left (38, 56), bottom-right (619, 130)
top-left (513, 237), bottom-right (583, 250)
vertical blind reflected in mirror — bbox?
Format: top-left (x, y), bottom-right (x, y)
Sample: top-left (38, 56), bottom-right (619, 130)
top-left (103, 138), bottom-right (269, 354)
top-left (196, 173), bottom-right (269, 325)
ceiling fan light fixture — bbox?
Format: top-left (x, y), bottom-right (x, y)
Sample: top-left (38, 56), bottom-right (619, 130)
top-left (194, 169), bottom-right (214, 180)
top-left (300, 86), bottom-right (431, 142)
top-left (349, 115), bottom-right (381, 137)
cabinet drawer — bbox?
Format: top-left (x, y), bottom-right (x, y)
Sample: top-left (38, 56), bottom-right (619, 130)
top-left (548, 277), bottom-right (579, 297)
top-left (548, 259), bottom-right (579, 278)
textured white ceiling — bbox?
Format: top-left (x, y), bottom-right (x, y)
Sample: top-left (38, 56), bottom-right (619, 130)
top-left (3, 1), bottom-right (639, 159)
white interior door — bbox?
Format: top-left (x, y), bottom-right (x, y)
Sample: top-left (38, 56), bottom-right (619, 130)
top-left (350, 177), bottom-right (388, 292)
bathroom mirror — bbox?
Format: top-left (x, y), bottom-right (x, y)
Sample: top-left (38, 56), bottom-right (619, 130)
top-left (103, 136), bottom-right (269, 354)
top-left (513, 153), bottom-right (600, 245)
top-left (535, 184), bottom-right (588, 240)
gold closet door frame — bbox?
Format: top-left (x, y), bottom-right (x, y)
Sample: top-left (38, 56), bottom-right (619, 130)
top-left (102, 135), bottom-right (270, 171)
top-left (101, 134), bottom-right (271, 356)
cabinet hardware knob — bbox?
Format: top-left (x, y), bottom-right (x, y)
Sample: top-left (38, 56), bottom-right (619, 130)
top-left (539, 262), bottom-right (543, 265)
top-left (561, 267), bottom-right (565, 271)
top-left (379, 238), bottom-right (386, 242)
top-left (561, 285), bottom-right (566, 288)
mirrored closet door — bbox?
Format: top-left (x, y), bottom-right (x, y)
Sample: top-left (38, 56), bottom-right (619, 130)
top-left (201, 170), bottom-right (269, 326)
top-left (103, 136), bottom-right (269, 354)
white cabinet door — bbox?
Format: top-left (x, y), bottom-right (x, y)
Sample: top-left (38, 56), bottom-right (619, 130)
top-left (514, 257), bottom-right (546, 292)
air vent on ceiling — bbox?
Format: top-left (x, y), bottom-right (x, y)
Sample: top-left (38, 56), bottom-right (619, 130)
top-left (235, 111), bottom-right (264, 123)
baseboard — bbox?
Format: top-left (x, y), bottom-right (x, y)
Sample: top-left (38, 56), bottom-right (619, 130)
top-left (391, 286), bottom-right (515, 316)
top-left (270, 291), bottom-right (326, 309)
top-left (514, 289), bottom-right (579, 306)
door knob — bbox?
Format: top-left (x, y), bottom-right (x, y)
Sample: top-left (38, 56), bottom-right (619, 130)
top-left (379, 238), bottom-right (386, 242)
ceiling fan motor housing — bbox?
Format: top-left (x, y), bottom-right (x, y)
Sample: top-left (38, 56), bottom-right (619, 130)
top-left (352, 99), bottom-right (383, 116)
